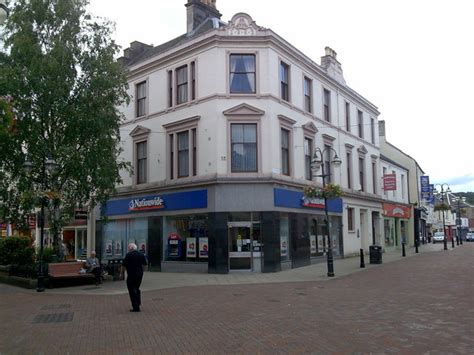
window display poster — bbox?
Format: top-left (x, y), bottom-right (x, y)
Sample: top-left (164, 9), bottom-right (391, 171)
top-left (310, 235), bottom-right (317, 254)
top-left (115, 240), bottom-right (122, 256)
top-left (105, 240), bottom-right (113, 256)
top-left (138, 240), bottom-right (147, 254)
top-left (187, 237), bottom-right (197, 258)
top-left (280, 237), bottom-right (288, 257)
top-left (199, 237), bottom-right (208, 258)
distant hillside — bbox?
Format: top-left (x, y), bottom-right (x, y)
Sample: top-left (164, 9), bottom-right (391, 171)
top-left (454, 192), bottom-right (474, 205)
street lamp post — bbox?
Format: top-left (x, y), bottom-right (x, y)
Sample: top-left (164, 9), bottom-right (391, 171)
top-left (311, 147), bottom-right (342, 277)
top-left (455, 196), bottom-right (465, 246)
top-left (433, 184), bottom-right (450, 251)
top-left (24, 158), bottom-right (57, 292)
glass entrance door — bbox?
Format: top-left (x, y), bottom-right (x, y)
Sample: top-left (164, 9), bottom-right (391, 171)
top-left (228, 222), bottom-right (263, 271)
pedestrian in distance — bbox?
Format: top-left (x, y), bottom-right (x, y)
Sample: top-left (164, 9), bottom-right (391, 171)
top-left (121, 243), bottom-right (147, 312)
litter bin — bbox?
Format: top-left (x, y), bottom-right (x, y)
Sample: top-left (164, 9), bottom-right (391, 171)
top-left (107, 259), bottom-right (124, 280)
top-left (369, 245), bottom-right (382, 264)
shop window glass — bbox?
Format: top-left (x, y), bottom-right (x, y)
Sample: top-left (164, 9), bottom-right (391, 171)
top-left (280, 214), bottom-right (290, 261)
top-left (102, 220), bottom-right (128, 260)
top-left (163, 215), bottom-right (208, 262)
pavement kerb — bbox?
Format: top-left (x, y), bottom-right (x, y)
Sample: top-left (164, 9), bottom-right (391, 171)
top-left (15, 242), bottom-right (451, 296)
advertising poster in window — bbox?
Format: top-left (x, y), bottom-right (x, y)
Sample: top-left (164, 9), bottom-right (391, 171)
top-left (199, 237), bottom-right (208, 258)
top-left (105, 240), bottom-right (113, 256)
top-left (114, 240), bottom-right (122, 256)
top-left (280, 237), bottom-right (288, 257)
top-left (168, 233), bottom-right (182, 257)
top-left (187, 237), bottom-right (197, 258)
top-left (317, 235), bottom-right (325, 252)
top-left (310, 235), bottom-right (317, 254)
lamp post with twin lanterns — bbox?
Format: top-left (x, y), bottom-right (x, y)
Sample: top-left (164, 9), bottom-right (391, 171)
top-left (455, 196), bottom-right (466, 245)
top-left (311, 147), bottom-right (342, 277)
top-left (24, 158), bottom-right (57, 292)
top-left (433, 183), bottom-right (451, 251)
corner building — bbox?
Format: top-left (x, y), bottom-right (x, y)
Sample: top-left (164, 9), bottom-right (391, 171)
top-left (97, 1), bottom-right (383, 273)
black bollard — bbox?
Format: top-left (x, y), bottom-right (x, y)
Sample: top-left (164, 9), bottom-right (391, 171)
top-left (360, 248), bottom-right (365, 268)
top-left (415, 240), bottom-right (419, 254)
top-left (402, 242), bottom-right (406, 257)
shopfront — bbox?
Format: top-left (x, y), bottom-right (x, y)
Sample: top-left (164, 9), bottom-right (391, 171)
top-left (382, 203), bottom-right (411, 250)
top-left (98, 186), bottom-right (343, 274)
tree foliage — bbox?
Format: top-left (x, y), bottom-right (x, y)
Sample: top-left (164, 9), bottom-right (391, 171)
top-left (0, 0), bottom-right (130, 245)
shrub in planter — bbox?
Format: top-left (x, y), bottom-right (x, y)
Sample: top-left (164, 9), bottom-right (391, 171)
top-left (0, 236), bottom-right (35, 266)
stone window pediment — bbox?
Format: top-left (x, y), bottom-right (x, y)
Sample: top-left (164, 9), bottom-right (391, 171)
top-left (303, 122), bottom-right (318, 135)
top-left (223, 103), bottom-right (265, 116)
top-left (129, 125), bottom-right (151, 139)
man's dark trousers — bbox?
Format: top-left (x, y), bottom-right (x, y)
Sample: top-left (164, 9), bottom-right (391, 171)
top-left (127, 273), bottom-right (143, 311)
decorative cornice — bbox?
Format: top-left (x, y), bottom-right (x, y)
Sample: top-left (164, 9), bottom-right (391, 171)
top-left (302, 122), bottom-right (318, 135)
top-left (162, 115), bottom-right (201, 130)
top-left (277, 114), bottom-right (297, 126)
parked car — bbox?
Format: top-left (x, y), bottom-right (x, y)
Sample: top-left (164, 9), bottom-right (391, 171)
top-left (433, 232), bottom-right (445, 243)
top-left (466, 232), bottom-right (474, 242)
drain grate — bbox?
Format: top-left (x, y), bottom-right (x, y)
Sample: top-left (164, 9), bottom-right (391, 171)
top-left (296, 292), bottom-right (307, 296)
top-left (152, 297), bottom-right (164, 302)
top-left (266, 299), bottom-right (280, 303)
top-left (33, 312), bottom-right (74, 324)
top-left (41, 304), bottom-right (71, 311)
top-left (232, 293), bottom-right (244, 297)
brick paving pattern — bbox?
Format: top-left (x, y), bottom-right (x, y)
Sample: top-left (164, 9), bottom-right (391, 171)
top-left (1, 244), bottom-right (473, 354)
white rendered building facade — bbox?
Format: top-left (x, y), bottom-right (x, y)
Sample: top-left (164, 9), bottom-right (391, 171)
top-left (98, 1), bottom-right (383, 273)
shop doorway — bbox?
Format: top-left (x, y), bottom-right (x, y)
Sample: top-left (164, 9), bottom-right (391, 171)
top-left (228, 222), bottom-right (262, 272)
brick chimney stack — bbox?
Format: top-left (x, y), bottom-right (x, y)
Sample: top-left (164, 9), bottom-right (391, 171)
top-left (186, 0), bottom-right (222, 34)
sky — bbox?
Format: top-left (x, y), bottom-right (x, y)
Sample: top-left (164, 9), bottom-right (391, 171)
top-left (89, 0), bottom-right (474, 193)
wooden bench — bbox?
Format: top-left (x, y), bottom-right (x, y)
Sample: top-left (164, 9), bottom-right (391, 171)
top-left (48, 262), bottom-right (95, 288)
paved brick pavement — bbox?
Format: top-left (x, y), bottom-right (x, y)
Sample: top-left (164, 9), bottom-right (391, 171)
top-left (0, 244), bottom-right (473, 354)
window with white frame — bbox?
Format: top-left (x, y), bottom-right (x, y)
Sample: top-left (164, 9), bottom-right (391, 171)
top-left (230, 54), bottom-right (256, 93)
top-left (136, 81), bottom-right (146, 117)
top-left (280, 61), bottom-right (290, 101)
top-left (323, 89), bottom-right (331, 122)
top-left (358, 110), bottom-right (364, 138)
top-left (401, 174), bottom-right (405, 199)
top-left (136, 141), bottom-right (147, 184)
top-left (370, 117), bottom-right (375, 144)
top-left (347, 207), bottom-right (354, 231)
top-left (304, 137), bottom-right (313, 180)
top-left (231, 123), bottom-right (257, 172)
top-left (359, 157), bottom-right (365, 192)
top-left (168, 61), bottom-right (196, 107)
top-left (304, 77), bottom-right (312, 113)
top-left (324, 145), bottom-right (332, 183)
top-left (372, 161), bottom-right (377, 194)
top-left (177, 131), bottom-right (189, 177)
top-left (281, 128), bottom-right (290, 175)
top-left (165, 118), bottom-right (199, 180)
top-left (346, 151), bottom-right (352, 189)
top-left (345, 101), bottom-right (351, 131)
top-left (176, 65), bottom-right (188, 105)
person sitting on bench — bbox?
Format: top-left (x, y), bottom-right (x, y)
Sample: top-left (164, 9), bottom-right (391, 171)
top-left (85, 251), bottom-right (102, 285)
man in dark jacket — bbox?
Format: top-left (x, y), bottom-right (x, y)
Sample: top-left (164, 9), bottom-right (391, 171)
top-left (121, 243), bottom-right (147, 312)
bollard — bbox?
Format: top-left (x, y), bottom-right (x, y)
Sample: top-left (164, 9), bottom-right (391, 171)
top-left (415, 240), bottom-right (419, 254)
top-left (402, 242), bottom-right (406, 257)
top-left (360, 248), bottom-right (365, 268)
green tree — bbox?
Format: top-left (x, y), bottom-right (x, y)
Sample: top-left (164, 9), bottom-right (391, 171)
top-left (0, 0), bottom-right (130, 249)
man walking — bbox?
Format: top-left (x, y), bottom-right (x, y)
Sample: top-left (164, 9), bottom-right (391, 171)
top-left (121, 243), bottom-right (147, 312)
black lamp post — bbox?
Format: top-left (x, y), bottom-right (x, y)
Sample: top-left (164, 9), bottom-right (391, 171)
top-left (311, 147), bottom-right (342, 277)
top-left (24, 158), bottom-right (57, 292)
top-left (455, 196), bottom-right (465, 246)
top-left (433, 183), bottom-right (450, 251)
